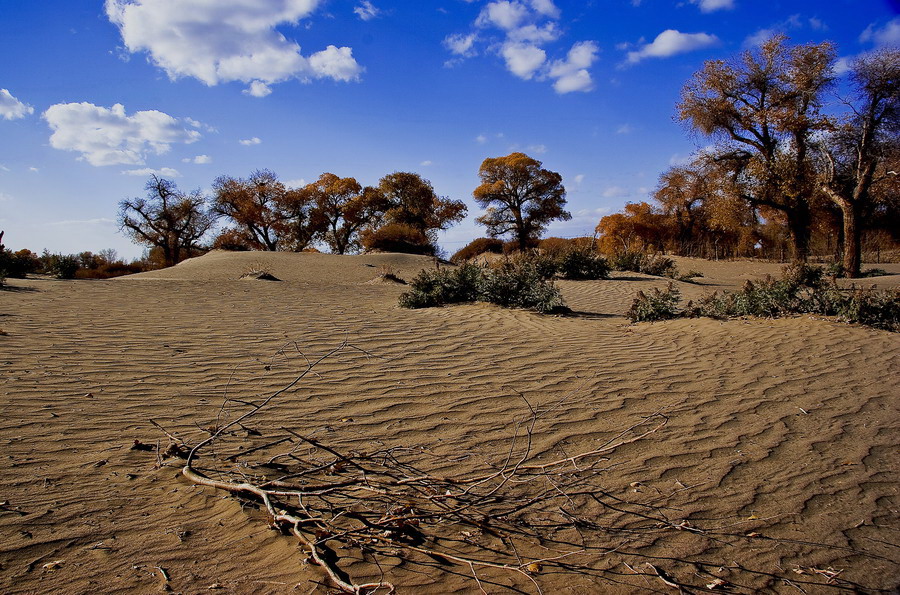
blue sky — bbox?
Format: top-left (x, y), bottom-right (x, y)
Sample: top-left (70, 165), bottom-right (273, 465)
top-left (1, 0), bottom-right (898, 259)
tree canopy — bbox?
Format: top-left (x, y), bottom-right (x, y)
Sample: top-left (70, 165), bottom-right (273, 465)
top-left (678, 35), bottom-right (836, 262)
top-left (118, 175), bottom-right (216, 267)
top-left (473, 152), bottom-right (571, 252)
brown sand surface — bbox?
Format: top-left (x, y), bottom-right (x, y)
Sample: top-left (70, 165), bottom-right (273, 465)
top-left (1, 252), bottom-right (898, 594)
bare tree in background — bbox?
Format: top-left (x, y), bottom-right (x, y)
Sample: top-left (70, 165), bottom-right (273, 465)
top-left (118, 175), bottom-right (216, 267)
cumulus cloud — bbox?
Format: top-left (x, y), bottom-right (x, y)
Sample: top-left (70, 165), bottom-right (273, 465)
top-left (122, 167), bottom-right (181, 177)
top-left (476, 1), bottom-right (530, 30)
top-left (182, 154), bottom-right (212, 164)
top-left (448, 0), bottom-right (597, 93)
top-left (476, 134), bottom-right (488, 144)
top-left (626, 30), bottom-right (719, 64)
top-left (548, 40), bottom-right (598, 93)
top-left (239, 137), bottom-right (262, 145)
top-left (105, 0), bottom-right (362, 96)
top-left (501, 43), bottom-right (547, 79)
top-left (0, 89), bottom-right (34, 120)
top-left (860, 17), bottom-right (900, 47)
top-left (688, 0), bottom-right (734, 13)
top-left (244, 81), bottom-right (273, 97)
top-left (354, 1), bottom-right (379, 21)
top-left (444, 32), bottom-right (478, 57)
top-left (573, 174), bottom-right (585, 185)
top-left (43, 102), bottom-right (200, 166)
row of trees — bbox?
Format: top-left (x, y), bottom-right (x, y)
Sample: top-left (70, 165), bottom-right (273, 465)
top-left (119, 170), bottom-right (469, 266)
top-left (118, 153), bottom-right (573, 267)
top-left (598, 39), bottom-right (898, 277)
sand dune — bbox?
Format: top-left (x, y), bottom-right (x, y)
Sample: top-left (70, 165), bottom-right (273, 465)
top-left (0, 252), bottom-right (897, 593)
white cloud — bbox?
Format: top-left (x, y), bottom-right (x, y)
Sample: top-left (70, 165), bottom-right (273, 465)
top-left (308, 45), bottom-right (363, 82)
top-left (444, 33), bottom-right (478, 57)
top-left (507, 23), bottom-right (559, 44)
top-left (602, 186), bottom-right (628, 198)
top-left (354, 1), bottom-right (379, 21)
top-left (501, 42), bottom-right (546, 79)
top-left (420, 160), bottom-right (433, 166)
top-left (0, 192), bottom-right (12, 202)
top-left (689, 0), bottom-right (734, 13)
top-left (476, 134), bottom-right (488, 144)
top-left (626, 30), bottom-right (719, 64)
top-left (860, 17), bottom-right (900, 47)
top-left (105, 0), bottom-right (362, 95)
top-left (0, 89), bottom-right (34, 120)
top-left (548, 40), bottom-right (598, 93)
top-left (476, 1), bottom-right (530, 31)
top-left (285, 178), bottom-right (307, 188)
top-left (573, 174), bottom-right (585, 185)
top-left (244, 80), bottom-right (272, 97)
top-left (527, 144), bottom-right (547, 154)
top-left (122, 167), bottom-right (181, 177)
top-left (743, 28), bottom-right (777, 48)
top-left (29, 167), bottom-right (39, 173)
top-left (529, 0), bottom-right (559, 18)
top-left (616, 123), bottom-right (633, 134)
top-left (833, 56), bottom-right (854, 76)
top-left (43, 102), bottom-right (200, 166)
top-left (450, 0), bottom-right (598, 93)
top-left (239, 137), bottom-right (262, 145)
top-left (182, 154), bottom-right (212, 164)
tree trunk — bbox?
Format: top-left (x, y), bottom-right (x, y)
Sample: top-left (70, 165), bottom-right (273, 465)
top-left (841, 200), bottom-right (862, 278)
top-left (785, 204), bottom-right (811, 263)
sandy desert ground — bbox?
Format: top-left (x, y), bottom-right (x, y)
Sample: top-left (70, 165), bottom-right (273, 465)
top-left (0, 251), bottom-right (898, 594)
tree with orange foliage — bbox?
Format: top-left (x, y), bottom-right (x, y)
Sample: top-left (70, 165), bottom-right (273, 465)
top-left (306, 173), bottom-right (388, 254)
top-left (212, 170), bottom-right (296, 251)
top-left (473, 153), bottom-right (570, 252)
top-left (595, 202), bottom-right (667, 255)
top-left (379, 172), bottom-right (466, 233)
top-left (678, 35), bottom-right (835, 262)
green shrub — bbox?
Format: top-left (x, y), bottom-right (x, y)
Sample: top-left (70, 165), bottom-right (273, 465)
top-left (684, 264), bottom-right (899, 332)
top-left (556, 249), bottom-right (610, 280)
top-left (398, 263), bottom-right (483, 308)
top-left (835, 286), bottom-right (900, 331)
top-left (399, 257), bottom-right (567, 313)
top-left (42, 252), bottom-right (80, 279)
top-left (480, 258), bottom-right (566, 313)
top-left (611, 250), bottom-right (677, 278)
top-left (628, 283), bottom-right (681, 322)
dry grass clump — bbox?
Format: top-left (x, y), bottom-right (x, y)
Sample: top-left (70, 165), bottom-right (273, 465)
top-left (239, 261), bottom-right (280, 281)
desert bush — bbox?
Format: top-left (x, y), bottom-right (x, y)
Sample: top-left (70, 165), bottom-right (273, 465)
top-left (450, 237), bottom-right (503, 263)
top-left (628, 283), bottom-right (681, 322)
top-left (556, 249), bottom-right (611, 280)
top-left (479, 257), bottom-right (566, 313)
top-left (834, 286), bottom-right (900, 331)
top-left (399, 258), bottom-right (566, 313)
top-left (611, 250), bottom-right (677, 278)
top-left (41, 252), bottom-right (80, 279)
top-left (399, 263), bottom-right (483, 308)
top-left (683, 264), bottom-right (900, 332)
top-left (0, 248), bottom-right (41, 279)
top-left (361, 223), bottom-right (436, 255)
top-left (677, 269), bottom-right (704, 282)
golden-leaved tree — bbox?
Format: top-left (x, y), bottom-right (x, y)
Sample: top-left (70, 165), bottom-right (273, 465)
top-left (473, 152), bottom-right (570, 252)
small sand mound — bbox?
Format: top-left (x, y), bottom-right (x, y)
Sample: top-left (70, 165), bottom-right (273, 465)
top-left (240, 271), bottom-right (281, 281)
